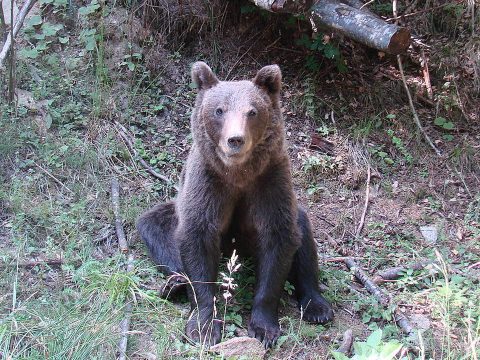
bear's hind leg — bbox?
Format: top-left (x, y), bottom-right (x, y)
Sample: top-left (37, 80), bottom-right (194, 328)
top-left (136, 202), bottom-right (186, 297)
top-left (290, 207), bottom-right (334, 324)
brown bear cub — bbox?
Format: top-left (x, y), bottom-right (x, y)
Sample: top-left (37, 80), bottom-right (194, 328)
top-left (137, 62), bottom-right (334, 347)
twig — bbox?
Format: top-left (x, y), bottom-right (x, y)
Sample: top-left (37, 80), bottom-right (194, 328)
top-left (397, 56), bottom-right (442, 156)
top-left (118, 254), bottom-right (134, 360)
top-left (0, 0), bottom-right (36, 68)
top-left (344, 257), bottom-right (389, 306)
top-left (111, 178), bottom-right (128, 254)
top-left (392, 0), bottom-right (441, 157)
top-left (0, 258), bottom-right (81, 268)
top-left (0, 0), bottom-right (6, 36)
top-left (321, 256), bottom-right (359, 263)
top-left (359, 0), bottom-right (374, 10)
top-left (343, 257), bottom-right (418, 340)
top-left (34, 163), bottom-right (74, 193)
top-left (385, 1), bottom-right (461, 22)
top-left (373, 260), bottom-right (435, 284)
top-left (467, 261), bottom-right (480, 270)
top-left (8, 0), bottom-right (14, 103)
top-left (337, 329), bottom-right (354, 355)
top-left (114, 121), bottom-right (178, 190)
top-left (355, 164), bottom-right (371, 239)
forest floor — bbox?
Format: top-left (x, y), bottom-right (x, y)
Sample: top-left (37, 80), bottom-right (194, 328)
top-left (0, 0), bottom-right (479, 359)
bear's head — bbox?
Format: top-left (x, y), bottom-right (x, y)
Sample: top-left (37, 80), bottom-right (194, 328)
top-left (191, 62), bottom-right (283, 167)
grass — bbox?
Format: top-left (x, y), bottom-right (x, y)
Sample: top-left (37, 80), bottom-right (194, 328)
top-left (1, 0), bottom-right (479, 358)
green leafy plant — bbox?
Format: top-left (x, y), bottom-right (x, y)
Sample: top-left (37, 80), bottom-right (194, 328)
top-left (78, 0), bottom-right (101, 16)
top-left (19, 17), bottom-right (64, 59)
top-left (331, 329), bottom-right (403, 360)
top-left (296, 34), bottom-right (347, 72)
top-left (386, 129), bottom-right (413, 165)
top-left (369, 144), bottom-right (394, 166)
top-left (434, 117), bottom-right (455, 141)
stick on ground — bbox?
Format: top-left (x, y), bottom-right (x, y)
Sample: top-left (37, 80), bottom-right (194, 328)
top-left (355, 163), bottom-right (371, 239)
top-left (397, 55), bottom-right (442, 156)
top-left (111, 178), bottom-right (128, 253)
top-left (373, 260), bottom-right (434, 284)
top-left (344, 257), bottom-right (389, 306)
top-left (118, 254), bottom-right (134, 360)
top-left (114, 121), bottom-right (178, 191)
top-left (343, 257), bottom-right (418, 339)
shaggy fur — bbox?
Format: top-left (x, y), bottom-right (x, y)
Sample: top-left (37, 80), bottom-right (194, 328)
top-left (137, 62), bottom-right (333, 348)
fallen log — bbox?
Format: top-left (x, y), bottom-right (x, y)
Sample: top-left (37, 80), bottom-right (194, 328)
top-left (250, 0), bottom-right (410, 54)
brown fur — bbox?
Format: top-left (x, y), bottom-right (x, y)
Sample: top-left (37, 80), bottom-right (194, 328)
top-left (137, 62), bottom-right (333, 348)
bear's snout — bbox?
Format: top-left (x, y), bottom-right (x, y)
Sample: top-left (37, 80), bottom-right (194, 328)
top-left (227, 136), bottom-right (245, 151)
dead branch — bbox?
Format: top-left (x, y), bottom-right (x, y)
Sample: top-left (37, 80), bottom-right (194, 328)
top-left (111, 177), bottom-right (128, 254)
top-left (34, 163), bottom-right (74, 193)
top-left (420, 49), bottom-right (433, 100)
top-left (0, 0), bottom-right (6, 37)
top-left (373, 261), bottom-right (434, 284)
top-left (118, 253), bottom-right (134, 360)
top-left (355, 163), bottom-right (371, 239)
top-left (321, 256), bottom-right (359, 263)
top-left (394, 309), bottom-right (416, 336)
top-left (385, 1), bottom-right (461, 22)
top-left (397, 55), bottom-right (442, 156)
top-left (344, 257), bottom-right (389, 306)
top-left (391, 0), bottom-right (440, 157)
top-left (0, 0), bottom-right (36, 68)
top-left (336, 329), bottom-right (354, 355)
top-left (0, 258), bottom-right (81, 268)
top-left (343, 257), bottom-right (418, 339)
top-left (114, 121), bottom-right (178, 191)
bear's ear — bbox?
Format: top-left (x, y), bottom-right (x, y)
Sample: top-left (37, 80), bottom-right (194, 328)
top-left (191, 61), bottom-right (219, 91)
top-left (253, 65), bottom-right (282, 96)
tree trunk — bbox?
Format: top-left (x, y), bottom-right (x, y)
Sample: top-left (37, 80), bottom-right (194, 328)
top-left (250, 0), bottom-right (411, 54)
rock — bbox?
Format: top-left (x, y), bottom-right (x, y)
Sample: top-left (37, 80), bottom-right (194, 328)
top-left (410, 314), bottom-right (431, 331)
top-left (210, 336), bottom-right (266, 359)
top-left (420, 225), bottom-right (437, 245)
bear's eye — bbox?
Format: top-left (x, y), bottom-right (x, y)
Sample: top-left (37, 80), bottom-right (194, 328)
top-left (248, 109), bottom-right (257, 117)
top-left (215, 108), bottom-right (224, 116)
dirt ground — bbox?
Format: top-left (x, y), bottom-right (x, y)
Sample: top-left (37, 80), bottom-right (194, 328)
top-left (0, 0), bottom-right (479, 359)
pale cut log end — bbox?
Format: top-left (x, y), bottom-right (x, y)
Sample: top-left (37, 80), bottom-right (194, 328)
top-left (388, 27), bottom-right (411, 54)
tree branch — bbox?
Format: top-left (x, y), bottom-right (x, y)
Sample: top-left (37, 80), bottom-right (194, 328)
top-left (111, 178), bottom-right (128, 254)
top-left (355, 163), bottom-right (371, 239)
top-left (0, 0), bottom-right (36, 68)
top-left (114, 121), bottom-right (178, 191)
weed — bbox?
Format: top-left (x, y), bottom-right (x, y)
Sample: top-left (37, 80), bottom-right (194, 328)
top-left (331, 329), bottom-right (403, 360)
top-left (386, 129), bottom-right (413, 165)
top-left (296, 34), bottom-right (347, 72)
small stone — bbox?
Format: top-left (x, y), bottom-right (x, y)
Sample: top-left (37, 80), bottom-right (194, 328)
top-left (410, 314), bottom-right (431, 330)
top-left (210, 336), bottom-right (266, 359)
top-left (420, 225), bottom-right (437, 245)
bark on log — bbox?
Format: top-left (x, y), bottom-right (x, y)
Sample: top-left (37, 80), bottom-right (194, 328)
top-left (253, 0), bottom-right (314, 13)
top-left (310, 0), bottom-right (410, 54)
top-left (249, 0), bottom-right (411, 54)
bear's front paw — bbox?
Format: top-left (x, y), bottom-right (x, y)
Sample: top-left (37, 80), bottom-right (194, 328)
top-left (299, 293), bottom-right (334, 324)
top-left (248, 313), bottom-right (280, 348)
top-left (185, 313), bottom-right (222, 347)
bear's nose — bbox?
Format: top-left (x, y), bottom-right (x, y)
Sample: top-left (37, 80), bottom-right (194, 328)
top-left (227, 136), bottom-right (245, 150)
